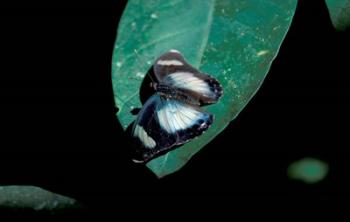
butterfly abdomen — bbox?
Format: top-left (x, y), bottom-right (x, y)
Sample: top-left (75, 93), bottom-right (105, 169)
top-left (155, 83), bottom-right (198, 105)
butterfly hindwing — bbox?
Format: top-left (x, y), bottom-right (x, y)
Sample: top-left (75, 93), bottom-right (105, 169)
top-left (132, 95), bottom-right (176, 162)
top-left (154, 50), bottom-right (223, 104)
top-left (132, 95), bottom-right (213, 163)
top-left (157, 96), bottom-right (213, 144)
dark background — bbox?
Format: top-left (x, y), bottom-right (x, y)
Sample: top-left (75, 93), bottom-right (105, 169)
top-left (0, 0), bottom-right (349, 216)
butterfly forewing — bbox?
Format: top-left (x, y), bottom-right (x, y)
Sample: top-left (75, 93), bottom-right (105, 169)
top-left (154, 50), bottom-right (223, 104)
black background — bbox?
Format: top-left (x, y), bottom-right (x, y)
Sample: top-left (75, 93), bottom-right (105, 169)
top-left (0, 0), bottom-right (349, 217)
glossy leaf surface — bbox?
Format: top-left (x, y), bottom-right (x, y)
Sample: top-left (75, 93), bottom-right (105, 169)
top-left (113, 0), bottom-right (297, 177)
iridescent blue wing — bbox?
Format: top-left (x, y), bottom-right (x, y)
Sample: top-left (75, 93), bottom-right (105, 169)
top-left (132, 95), bottom-right (213, 163)
top-left (153, 50), bottom-right (223, 104)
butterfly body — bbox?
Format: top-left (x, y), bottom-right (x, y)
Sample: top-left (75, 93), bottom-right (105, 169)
top-left (155, 83), bottom-right (199, 105)
top-left (132, 50), bottom-right (222, 163)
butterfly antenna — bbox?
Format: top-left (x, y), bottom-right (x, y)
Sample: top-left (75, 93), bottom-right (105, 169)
top-left (133, 49), bottom-right (156, 84)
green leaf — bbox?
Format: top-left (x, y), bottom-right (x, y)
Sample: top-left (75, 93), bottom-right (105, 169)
top-left (112, 0), bottom-right (297, 178)
top-left (287, 158), bottom-right (329, 184)
top-left (0, 186), bottom-right (79, 211)
top-left (325, 0), bottom-right (350, 31)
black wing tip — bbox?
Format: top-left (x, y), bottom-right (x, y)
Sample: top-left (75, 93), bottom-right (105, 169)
top-left (132, 145), bottom-right (176, 164)
top-left (131, 148), bottom-right (153, 164)
top-left (175, 113), bottom-right (214, 146)
top-left (157, 49), bottom-right (185, 61)
top-left (202, 76), bottom-right (223, 103)
top-left (157, 49), bottom-right (182, 58)
top-left (169, 49), bottom-right (181, 54)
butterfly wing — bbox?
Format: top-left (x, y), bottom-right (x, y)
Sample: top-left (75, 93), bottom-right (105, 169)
top-left (132, 94), bottom-right (213, 163)
top-left (132, 95), bottom-right (176, 162)
top-left (153, 50), bottom-right (223, 104)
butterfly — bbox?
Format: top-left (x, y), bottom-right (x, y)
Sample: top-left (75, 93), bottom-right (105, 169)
top-left (131, 50), bottom-right (223, 163)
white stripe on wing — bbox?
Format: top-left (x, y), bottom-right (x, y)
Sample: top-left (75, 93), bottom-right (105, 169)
top-left (133, 125), bottom-right (156, 148)
top-left (157, 60), bottom-right (184, 66)
top-left (157, 101), bottom-right (202, 134)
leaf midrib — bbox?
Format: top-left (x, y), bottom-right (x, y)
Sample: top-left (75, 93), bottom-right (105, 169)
top-left (155, 0), bottom-right (217, 174)
top-left (195, 0), bottom-right (216, 68)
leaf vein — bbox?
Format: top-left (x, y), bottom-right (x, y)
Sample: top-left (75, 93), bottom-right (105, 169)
top-left (196, 0), bottom-right (216, 67)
